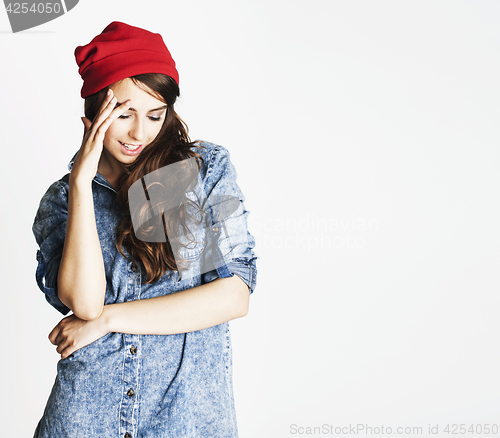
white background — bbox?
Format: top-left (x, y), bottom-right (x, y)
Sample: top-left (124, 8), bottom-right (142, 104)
top-left (1, 1), bottom-right (499, 437)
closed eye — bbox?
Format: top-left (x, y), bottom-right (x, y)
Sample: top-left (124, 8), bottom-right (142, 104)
top-left (118, 115), bottom-right (163, 122)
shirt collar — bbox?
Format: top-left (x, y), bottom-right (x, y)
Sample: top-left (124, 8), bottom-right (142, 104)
top-left (68, 150), bottom-right (117, 194)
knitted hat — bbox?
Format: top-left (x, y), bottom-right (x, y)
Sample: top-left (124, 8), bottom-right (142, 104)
top-left (75, 21), bottom-right (179, 98)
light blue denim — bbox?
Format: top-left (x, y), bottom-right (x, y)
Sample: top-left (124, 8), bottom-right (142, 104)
top-left (32, 141), bottom-right (258, 438)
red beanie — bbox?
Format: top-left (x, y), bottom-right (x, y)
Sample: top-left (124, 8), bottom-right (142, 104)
top-left (75, 21), bottom-right (179, 98)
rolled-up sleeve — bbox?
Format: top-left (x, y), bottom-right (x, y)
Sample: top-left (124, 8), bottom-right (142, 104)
top-left (200, 145), bottom-right (259, 295)
top-left (32, 180), bottom-right (71, 315)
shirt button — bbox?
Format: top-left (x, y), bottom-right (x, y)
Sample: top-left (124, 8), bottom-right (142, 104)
top-left (124, 434), bottom-right (131, 438)
top-left (212, 226), bottom-right (219, 233)
top-left (127, 388), bottom-right (135, 397)
top-left (36, 251), bottom-right (40, 261)
top-left (130, 346), bottom-right (137, 355)
top-left (131, 263), bottom-right (137, 271)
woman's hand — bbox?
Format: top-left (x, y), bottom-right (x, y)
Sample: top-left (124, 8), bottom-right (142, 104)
top-left (48, 313), bottom-right (110, 360)
top-left (70, 88), bottom-right (131, 185)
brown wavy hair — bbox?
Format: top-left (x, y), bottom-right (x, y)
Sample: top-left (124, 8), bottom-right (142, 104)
top-left (84, 73), bottom-right (206, 284)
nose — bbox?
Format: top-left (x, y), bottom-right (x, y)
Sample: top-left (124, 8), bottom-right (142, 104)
top-left (128, 118), bottom-right (145, 142)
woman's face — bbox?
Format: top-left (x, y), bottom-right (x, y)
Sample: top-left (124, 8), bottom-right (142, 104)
top-left (99, 78), bottom-right (167, 176)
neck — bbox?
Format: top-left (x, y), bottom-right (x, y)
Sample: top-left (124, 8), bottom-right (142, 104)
top-left (97, 155), bottom-right (125, 191)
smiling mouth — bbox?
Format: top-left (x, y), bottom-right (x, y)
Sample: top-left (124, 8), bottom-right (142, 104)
top-left (119, 141), bottom-right (142, 151)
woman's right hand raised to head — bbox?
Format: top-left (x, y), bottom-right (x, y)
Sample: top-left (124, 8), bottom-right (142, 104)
top-left (69, 88), bottom-right (131, 186)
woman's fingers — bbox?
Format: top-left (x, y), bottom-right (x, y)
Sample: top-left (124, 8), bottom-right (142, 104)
top-left (97, 89), bottom-right (116, 118)
top-left (48, 316), bottom-right (67, 344)
top-left (57, 338), bottom-right (75, 356)
top-left (50, 324), bottom-right (76, 356)
top-left (86, 92), bottom-right (117, 138)
top-left (71, 89), bottom-right (131, 183)
top-left (48, 324), bottom-right (59, 344)
top-left (48, 314), bottom-right (72, 344)
top-left (88, 96), bottom-right (132, 144)
top-left (59, 346), bottom-right (74, 360)
top-left (83, 89), bottom-right (116, 138)
top-left (93, 89), bottom-right (125, 129)
top-left (93, 100), bottom-right (132, 141)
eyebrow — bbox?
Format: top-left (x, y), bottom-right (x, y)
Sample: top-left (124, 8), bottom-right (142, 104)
top-left (116, 102), bottom-right (168, 112)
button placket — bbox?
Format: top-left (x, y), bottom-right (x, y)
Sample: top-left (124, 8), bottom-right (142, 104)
top-left (120, 263), bottom-right (141, 435)
top-left (120, 336), bottom-right (140, 434)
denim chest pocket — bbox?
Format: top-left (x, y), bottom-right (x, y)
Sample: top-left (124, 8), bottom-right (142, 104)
top-left (174, 220), bottom-right (207, 263)
top-left (177, 240), bottom-right (205, 261)
top-left (174, 233), bottom-right (208, 282)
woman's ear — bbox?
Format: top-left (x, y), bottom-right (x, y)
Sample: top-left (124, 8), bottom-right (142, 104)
top-left (81, 116), bottom-right (92, 133)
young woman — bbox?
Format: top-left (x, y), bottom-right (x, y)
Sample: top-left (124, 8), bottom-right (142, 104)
top-left (32, 21), bottom-right (258, 438)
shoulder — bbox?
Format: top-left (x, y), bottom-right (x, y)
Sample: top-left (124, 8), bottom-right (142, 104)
top-left (189, 141), bottom-right (244, 203)
top-left (189, 140), bottom-right (234, 178)
top-left (34, 174), bottom-right (71, 223)
top-left (33, 174), bottom-right (72, 238)
top-left (190, 140), bottom-right (231, 164)
top-left (38, 173), bottom-right (70, 204)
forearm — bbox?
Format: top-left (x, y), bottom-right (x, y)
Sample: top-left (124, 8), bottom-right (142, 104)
top-left (101, 275), bottom-right (249, 335)
top-left (58, 177), bottom-right (106, 320)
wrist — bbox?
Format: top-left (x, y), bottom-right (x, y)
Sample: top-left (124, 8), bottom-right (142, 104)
top-left (69, 173), bottom-right (94, 191)
top-left (100, 304), bottom-right (115, 333)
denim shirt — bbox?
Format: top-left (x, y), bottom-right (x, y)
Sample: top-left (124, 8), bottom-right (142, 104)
top-left (32, 141), bottom-right (258, 438)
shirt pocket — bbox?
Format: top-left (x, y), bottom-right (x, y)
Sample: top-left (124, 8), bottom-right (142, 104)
top-left (173, 214), bottom-right (207, 274)
top-left (177, 239), bottom-right (205, 261)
